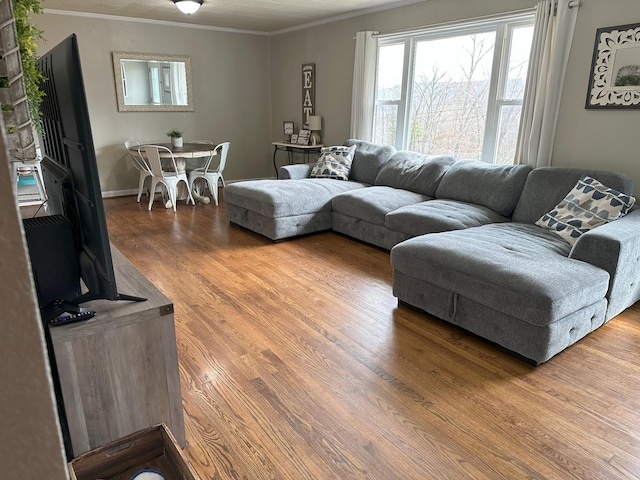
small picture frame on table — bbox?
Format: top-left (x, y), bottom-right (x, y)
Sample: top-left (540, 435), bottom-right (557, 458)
top-left (297, 129), bottom-right (311, 145)
top-left (290, 134), bottom-right (298, 144)
top-left (283, 121), bottom-right (294, 136)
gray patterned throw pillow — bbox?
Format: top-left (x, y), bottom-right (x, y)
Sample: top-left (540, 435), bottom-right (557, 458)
top-left (310, 145), bottom-right (357, 181)
top-left (536, 175), bottom-right (636, 245)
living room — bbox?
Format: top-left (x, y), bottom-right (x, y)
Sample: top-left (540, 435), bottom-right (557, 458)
top-left (3, 0), bottom-right (640, 478)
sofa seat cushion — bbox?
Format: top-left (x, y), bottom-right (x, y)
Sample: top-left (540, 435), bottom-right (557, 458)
top-left (390, 223), bottom-right (610, 326)
top-left (332, 186), bottom-right (430, 226)
top-left (435, 160), bottom-right (532, 217)
top-left (385, 199), bottom-right (509, 236)
top-left (374, 151), bottom-right (456, 196)
top-left (224, 178), bottom-right (368, 218)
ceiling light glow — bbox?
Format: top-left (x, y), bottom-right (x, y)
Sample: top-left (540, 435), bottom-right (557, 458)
top-left (173, 0), bottom-right (203, 15)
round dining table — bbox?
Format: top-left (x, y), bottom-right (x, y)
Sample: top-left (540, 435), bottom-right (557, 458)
top-left (153, 142), bottom-right (215, 159)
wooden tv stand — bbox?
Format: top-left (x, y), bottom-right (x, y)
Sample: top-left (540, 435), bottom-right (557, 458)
top-left (48, 246), bottom-right (185, 456)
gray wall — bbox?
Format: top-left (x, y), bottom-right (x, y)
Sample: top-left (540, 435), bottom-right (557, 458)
top-left (554, 0), bottom-right (640, 188)
top-left (34, 13), bottom-right (273, 194)
top-left (0, 128), bottom-right (67, 477)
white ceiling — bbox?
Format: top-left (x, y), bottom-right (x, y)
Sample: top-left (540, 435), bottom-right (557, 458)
top-left (42, 0), bottom-right (422, 34)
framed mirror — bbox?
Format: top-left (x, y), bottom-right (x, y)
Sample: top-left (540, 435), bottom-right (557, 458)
top-left (112, 52), bottom-right (194, 112)
top-left (586, 23), bottom-right (640, 109)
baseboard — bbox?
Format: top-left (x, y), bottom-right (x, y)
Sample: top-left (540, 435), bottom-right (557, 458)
top-left (100, 178), bottom-right (274, 198)
top-left (102, 188), bottom-right (139, 198)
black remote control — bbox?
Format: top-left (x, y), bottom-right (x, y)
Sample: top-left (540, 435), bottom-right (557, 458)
top-left (49, 310), bottom-right (97, 326)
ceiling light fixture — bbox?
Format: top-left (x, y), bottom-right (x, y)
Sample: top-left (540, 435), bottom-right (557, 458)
top-left (173, 0), bottom-right (203, 15)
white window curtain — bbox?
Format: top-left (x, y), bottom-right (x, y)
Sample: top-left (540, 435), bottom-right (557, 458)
top-left (350, 31), bottom-right (378, 141)
top-left (170, 62), bottom-right (187, 106)
top-left (515, 0), bottom-right (580, 168)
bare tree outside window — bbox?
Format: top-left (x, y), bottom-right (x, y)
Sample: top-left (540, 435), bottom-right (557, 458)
top-left (409, 33), bottom-right (495, 159)
top-left (373, 18), bottom-right (534, 164)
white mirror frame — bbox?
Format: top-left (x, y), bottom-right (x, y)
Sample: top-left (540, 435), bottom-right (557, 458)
top-left (112, 52), bottom-right (195, 112)
top-left (586, 23), bottom-right (640, 109)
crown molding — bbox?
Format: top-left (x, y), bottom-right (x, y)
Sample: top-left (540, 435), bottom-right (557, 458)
top-left (42, 9), bottom-right (270, 36)
top-left (269, 0), bottom-right (427, 35)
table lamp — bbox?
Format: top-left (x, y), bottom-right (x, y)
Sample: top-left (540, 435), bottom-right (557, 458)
top-left (309, 116), bottom-right (322, 146)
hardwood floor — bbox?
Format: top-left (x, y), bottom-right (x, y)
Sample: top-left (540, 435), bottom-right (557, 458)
top-left (102, 195), bottom-right (640, 480)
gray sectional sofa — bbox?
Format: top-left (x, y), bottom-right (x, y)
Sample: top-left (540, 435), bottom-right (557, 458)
top-left (224, 140), bottom-right (640, 364)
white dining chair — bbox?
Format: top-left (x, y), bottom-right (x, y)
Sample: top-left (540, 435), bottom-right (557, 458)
top-left (139, 145), bottom-right (195, 211)
top-left (124, 140), bottom-right (152, 202)
top-left (187, 140), bottom-right (215, 179)
top-left (189, 140), bottom-right (227, 188)
top-left (188, 142), bottom-right (230, 206)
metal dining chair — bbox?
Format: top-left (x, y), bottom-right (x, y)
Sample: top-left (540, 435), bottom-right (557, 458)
top-left (138, 145), bottom-right (195, 211)
top-left (188, 142), bottom-right (230, 206)
top-left (187, 140), bottom-right (214, 181)
top-left (124, 140), bottom-right (152, 202)
top-left (190, 140), bottom-right (227, 188)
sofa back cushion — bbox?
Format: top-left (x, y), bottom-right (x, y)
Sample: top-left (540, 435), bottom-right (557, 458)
top-left (374, 151), bottom-right (456, 196)
top-left (435, 160), bottom-right (532, 217)
top-left (344, 139), bottom-right (396, 185)
top-left (512, 167), bottom-right (634, 224)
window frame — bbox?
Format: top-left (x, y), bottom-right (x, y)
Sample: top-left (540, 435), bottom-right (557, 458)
top-left (374, 12), bottom-right (535, 163)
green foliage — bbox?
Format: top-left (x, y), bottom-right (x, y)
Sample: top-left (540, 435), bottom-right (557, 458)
top-left (13, 0), bottom-right (45, 131)
top-left (166, 128), bottom-right (183, 138)
top-left (615, 75), bottom-right (640, 87)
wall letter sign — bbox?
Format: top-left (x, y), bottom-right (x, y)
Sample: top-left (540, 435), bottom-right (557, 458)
top-left (302, 63), bottom-right (315, 126)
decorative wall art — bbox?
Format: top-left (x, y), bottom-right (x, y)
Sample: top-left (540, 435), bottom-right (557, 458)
top-left (302, 63), bottom-right (315, 126)
top-left (586, 22), bottom-right (640, 109)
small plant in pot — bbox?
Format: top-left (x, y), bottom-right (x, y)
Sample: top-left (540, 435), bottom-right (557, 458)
top-left (167, 128), bottom-right (183, 148)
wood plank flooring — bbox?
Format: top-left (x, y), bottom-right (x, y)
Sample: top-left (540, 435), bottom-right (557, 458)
top-left (102, 194), bottom-right (640, 479)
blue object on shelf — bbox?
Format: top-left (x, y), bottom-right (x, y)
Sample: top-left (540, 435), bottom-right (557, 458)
top-left (17, 175), bottom-right (37, 186)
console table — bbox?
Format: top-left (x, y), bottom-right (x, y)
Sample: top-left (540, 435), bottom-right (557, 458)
top-left (272, 142), bottom-right (324, 178)
top-left (48, 246), bottom-right (184, 457)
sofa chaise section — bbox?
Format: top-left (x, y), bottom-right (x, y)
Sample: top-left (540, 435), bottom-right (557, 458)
top-left (391, 223), bottom-right (610, 364)
top-left (390, 167), bottom-right (638, 364)
top-left (224, 140), bottom-right (396, 241)
top-left (225, 178), bottom-right (368, 240)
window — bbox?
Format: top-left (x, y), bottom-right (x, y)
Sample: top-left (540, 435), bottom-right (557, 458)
top-left (373, 13), bottom-right (534, 164)
top-left (149, 63), bottom-right (161, 104)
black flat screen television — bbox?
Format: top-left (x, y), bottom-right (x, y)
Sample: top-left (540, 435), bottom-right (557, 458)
top-left (34, 33), bottom-right (144, 320)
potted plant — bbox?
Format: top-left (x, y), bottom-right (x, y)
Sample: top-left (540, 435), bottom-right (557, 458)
top-left (167, 128), bottom-right (183, 148)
